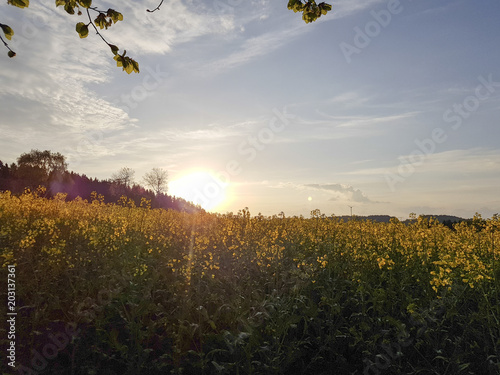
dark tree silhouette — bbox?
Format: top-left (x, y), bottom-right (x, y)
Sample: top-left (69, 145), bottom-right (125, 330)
top-left (16, 149), bottom-right (67, 189)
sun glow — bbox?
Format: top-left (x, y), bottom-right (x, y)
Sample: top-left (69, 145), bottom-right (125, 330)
top-left (168, 170), bottom-right (229, 211)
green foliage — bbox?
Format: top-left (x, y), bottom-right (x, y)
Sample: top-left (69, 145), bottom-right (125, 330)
top-left (0, 23), bottom-right (14, 40)
top-left (109, 43), bottom-right (119, 55)
top-left (15, 149), bottom-right (67, 188)
top-left (7, 0), bottom-right (29, 8)
top-left (94, 9), bottom-right (123, 30)
top-left (17, 149), bottom-right (67, 175)
top-left (114, 51), bottom-right (140, 74)
top-left (55, 0), bottom-right (93, 14)
top-left (75, 21), bottom-right (89, 38)
top-left (0, 22), bottom-right (16, 57)
top-left (5, 0), bottom-right (137, 73)
top-left (288, 0), bottom-right (332, 23)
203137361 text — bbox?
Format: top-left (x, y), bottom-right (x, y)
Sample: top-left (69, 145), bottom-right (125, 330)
top-left (7, 264), bottom-right (17, 369)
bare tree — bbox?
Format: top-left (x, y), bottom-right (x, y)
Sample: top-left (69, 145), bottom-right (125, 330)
top-left (111, 167), bottom-right (135, 187)
top-left (143, 168), bottom-right (168, 195)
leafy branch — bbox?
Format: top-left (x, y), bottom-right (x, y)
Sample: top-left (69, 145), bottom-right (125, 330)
top-left (74, 6), bottom-right (139, 73)
top-left (0, 23), bottom-right (16, 58)
top-left (66, 1), bottom-right (139, 74)
top-left (2, 0), bottom-right (332, 73)
top-left (3, 0), bottom-right (139, 73)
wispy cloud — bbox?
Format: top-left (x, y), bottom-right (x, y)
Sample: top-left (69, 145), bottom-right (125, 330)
top-left (192, 0), bottom-right (388, 75)
top-left (325, 91), bottom-right (373, 106)
top-left (159, 126), bottom-right (240, 141)
top-left (270, 182), bottom-right (376, 204)
top-left (323, 112), bottom-right (419, 128)
top-left (201, 23), bottom-right (304, 74)
top-left (305, 183), bottom-right (376, 203)
top-left (382, 148), bottom-right (500, 177)
top-left (103, 0), bottom-right (242, 55)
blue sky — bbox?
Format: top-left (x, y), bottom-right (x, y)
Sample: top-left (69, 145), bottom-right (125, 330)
top-left (1, 0), bottom-right (499, 218)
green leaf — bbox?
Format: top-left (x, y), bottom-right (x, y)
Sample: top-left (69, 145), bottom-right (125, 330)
top-left (458, 363), bottom-right (470, 371)
top-left (288, 0), bottom-right (301, 12)
top-left (75, 22), bottom-right (89, 38)
top-left (124, 61), bottom-right (134, 74)
top-left (0, 24), bottom-right (14, 40)
top-left (94, 13), bottom-right (111, 29)
top-left (114, 54), bottom-right (123, 67)
top-left (64, 3), bottom-right (75, 14)
top-left (77, 0), bottom-right (92, 8)
top-left (319, 2), bottom-right (332, 15)
top-left (7, 0), bottom-right (29, 9)
top-left (107, 9), bottom-right (123, 23)
top-left (131, 60), bottom-right (139, 73)
top-left (113, 53), bottom-right (139, 74)
top-left (8, 50), bottom-right (16, 58)
top-left (209, 320), bottom-right (217, 330)
top-left (109, 44), bottom-right (119, 55)
top-left (320, 3), bottom-right (332, 11)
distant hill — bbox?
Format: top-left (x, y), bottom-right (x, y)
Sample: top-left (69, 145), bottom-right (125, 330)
top-left (336, 215), bottom-right (395, 223)
top-left (415, 215), bottom-right (465, 223)
top-left (335, 214), bottom-right (466, 225)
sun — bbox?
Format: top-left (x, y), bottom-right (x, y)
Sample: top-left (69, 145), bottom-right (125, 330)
top-left (168, 170), bottom-right (229, 211)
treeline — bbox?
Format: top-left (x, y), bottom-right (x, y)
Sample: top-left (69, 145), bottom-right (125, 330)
top-left (0, 150), bottom-right (200, 213)
top-left (334, 214), bottom-right (492, 231)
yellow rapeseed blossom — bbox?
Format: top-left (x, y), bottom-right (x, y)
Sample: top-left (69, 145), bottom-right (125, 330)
top-left (0, 191), bottom-right (497, 295)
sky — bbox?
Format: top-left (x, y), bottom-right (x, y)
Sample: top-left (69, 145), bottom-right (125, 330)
top-left (1, 0), bottom-right (500, 218)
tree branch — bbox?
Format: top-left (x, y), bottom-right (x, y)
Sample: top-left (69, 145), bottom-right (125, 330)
top-left (0, 33), bottom-right (16, 57)
top-left (147, 0), bottom-right (164, 13)
top-left (86, 8), bottom-right (110, 46)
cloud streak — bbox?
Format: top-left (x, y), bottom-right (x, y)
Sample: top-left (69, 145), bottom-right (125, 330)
top-left (305, 183), bottom-right (376, 203)
top-left (270, 182), bottom-right (376, 204)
